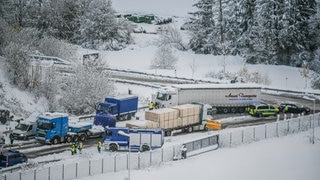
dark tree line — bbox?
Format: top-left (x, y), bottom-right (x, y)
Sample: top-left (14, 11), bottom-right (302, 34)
top-left (0, 0), bottom-right (133, 51)
top-left (188, 0), bottom-right (320, 67)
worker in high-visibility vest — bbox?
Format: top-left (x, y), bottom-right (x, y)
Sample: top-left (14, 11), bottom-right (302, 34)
top-left (97, 141), bottom-right (102, 153)
top-left (71, 144), bottom-right (77, 155)
top-left (149, 101), bottom-right (154, 110)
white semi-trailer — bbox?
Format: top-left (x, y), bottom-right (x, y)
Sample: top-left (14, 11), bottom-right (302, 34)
top-left (153, 84), bottom-right (261, 114)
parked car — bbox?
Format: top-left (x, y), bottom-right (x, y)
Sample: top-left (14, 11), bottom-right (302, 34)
top-left (278, 102), bottom-right (311, 114)
top-left (0, 150), bottom-right (28, 168)
top-left (248, 103), bottom-right (279, 117)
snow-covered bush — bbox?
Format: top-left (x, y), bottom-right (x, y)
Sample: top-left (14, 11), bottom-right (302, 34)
top-left (150, 46), bottom-right (178, 70)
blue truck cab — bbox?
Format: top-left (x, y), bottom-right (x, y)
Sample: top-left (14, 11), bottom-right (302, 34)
top-left (103, 127), bottom-right (164, 152)
top-left (36, 112), bottom-right (69, 144)
top-left (96, 95), bottom-right (138, 121)
top-left (36, 112), bottom-right (110, 144)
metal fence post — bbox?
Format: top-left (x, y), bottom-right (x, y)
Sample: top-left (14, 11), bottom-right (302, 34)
top-left (287, 121), bottom-right (290, 135)
top-left (34, 169), bottom-right (36, 180)
top-left (161, 148), bottom-right (164, 162)
top-left (114, 155), bottom-right (117, 172)
top-left (89, 160), bottom-right (91, 176)
top-left (138, 152), bottom-right (141, 169)
top-left (229, 132), bottom-right (232, 147)
top-left (76, 162), bottom-right (78, 178)
top-left (127, 153), bottom-right (129, 170)
top-left (62, 164), bottom-right (64, 180)
top-left (298, 117), bottom-right (301, 132)
top-left (276, 122), bottom-right (279, 137)
top-left (150, 150), bottom-right (152, 166)
top-left (48, 167), bottom-right (50, 180)
top-left (241, 129), bottom-right (244, 143)
top-left (101, 158), bottom-right (104, 173)
top-left (265, 125), bottom-right (267, 139)
top-left (253, 127), bottom-right (256, 141)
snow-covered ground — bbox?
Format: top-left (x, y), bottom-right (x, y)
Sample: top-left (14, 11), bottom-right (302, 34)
top-left (79, 127), bottom-right (320, 180)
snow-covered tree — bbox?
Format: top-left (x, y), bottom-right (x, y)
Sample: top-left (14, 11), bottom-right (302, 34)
top-left (3, 42), bottom-right (30, 89)
top-left (189, 0), bottom-right (219, 54)
top-left (37, 36), bottom-right (77, 62)
top-left (75, 0), bottom-right (132, 50)
top-left (60, 58), bottom-right (115, 115)
top-left (151, 46), bottom-right (178, 70)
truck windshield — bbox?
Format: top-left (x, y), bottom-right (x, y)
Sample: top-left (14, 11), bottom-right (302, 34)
top-left (15, 123), bottom-right (28, 131)
top-left (156, 92), bottom-right (167, 101)
top-left (37, 121), bottom-right (53, 130)
top-left (97, 104), bottom-right (108, 112)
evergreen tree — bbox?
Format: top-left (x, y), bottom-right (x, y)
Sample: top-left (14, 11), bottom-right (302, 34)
top-left (75, 0), bottom-right (132, 50)
top-left (189, 0), bottom-right (219, 54)
top-left (237, 0), bottom-right (257, 61)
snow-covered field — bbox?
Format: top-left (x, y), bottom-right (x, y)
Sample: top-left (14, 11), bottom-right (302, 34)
top-left (79, 127), bottom-right (320, 180)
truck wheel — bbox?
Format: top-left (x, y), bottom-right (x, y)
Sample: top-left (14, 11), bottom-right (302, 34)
top-left (231, 108), bottom-right (237, 113)
top-left (258, 113), bottom-right (263, 118)
top-left (141, 144), bottom-right (150, 152)
top-left (0, 117), bottom-right (6, 124)
top-left (238, 107), bottom-right (246, 113)
top-left (52, 137), bottom-right (59, 144)
top-left (66, 136), bottom-right (72, 143)
top-left (204, 125), bottom-right (208, 131)
top-left (109, 144), bottom-right (118, 152)
top-left (187, 127), bottom-right (193, 133)
top-left (126, 114), bottom-right (132, 120)
top-left (165, 130), bottom-right (172, 136)
top-left (223, 108), bottom-right (229, 114)
top-left (73, 135), bottom-right (79, 142)
top-left (79, 134), bottom-right (87, 141)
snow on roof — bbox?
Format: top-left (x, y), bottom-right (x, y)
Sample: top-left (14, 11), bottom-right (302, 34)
top-left (39, 112), bottom-right (68, 119)
top-left (172, 83), bottom-right (261, 89)
top-left (161, 83), bottom-right (262, 90)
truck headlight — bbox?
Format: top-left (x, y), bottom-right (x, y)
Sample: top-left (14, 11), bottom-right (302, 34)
top-left (20, 134), bottom-right (25, 137)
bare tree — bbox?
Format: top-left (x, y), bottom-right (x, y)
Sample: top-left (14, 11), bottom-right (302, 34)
top-left (60, 58), bottom-right (114, 115)
top-left (189, 58), bottom-right (198, 78)
top-left (157, 25), bottom-right (187, 51)
top-left (151, 46), bottom-right (178, 70)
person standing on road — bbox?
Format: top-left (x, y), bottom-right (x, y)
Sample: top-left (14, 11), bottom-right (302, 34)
top-left (9, 131), bottom-right (14, 145)
top-left (71, 144), bottom-right (77, 155)
top-left (148, 101), bottom-right (154, 110)
top-left (78, 141), bottom-right (83, 154)
top-left (180, 144), bottom-right (187, 159)
top-left (97, 141), bottom-right (102, 153)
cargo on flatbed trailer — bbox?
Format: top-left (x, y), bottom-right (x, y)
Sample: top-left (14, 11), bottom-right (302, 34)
top-left (126, 103), bottom-right (214, 136)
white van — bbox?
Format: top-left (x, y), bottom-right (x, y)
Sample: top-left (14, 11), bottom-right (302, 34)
top-left (12, 121), bottom-right (37, 140)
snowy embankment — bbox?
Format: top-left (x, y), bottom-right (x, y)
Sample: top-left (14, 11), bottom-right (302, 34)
top-left (79, 127), bottom-right (320, 180)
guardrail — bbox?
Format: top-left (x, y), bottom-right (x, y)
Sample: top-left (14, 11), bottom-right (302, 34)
top-left (262, 87), bottom-right (320, 97)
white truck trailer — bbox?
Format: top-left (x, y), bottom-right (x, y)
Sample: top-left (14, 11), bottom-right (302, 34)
top-left (153, 84), bottom-right (261, 114)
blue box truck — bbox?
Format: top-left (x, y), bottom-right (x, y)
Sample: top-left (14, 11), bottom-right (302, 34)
top-left (96, 95), bottom-right (138, 121)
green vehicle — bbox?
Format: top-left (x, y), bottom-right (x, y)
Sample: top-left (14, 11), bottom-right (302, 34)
top-left (248, 103), bottom-right (279, 117)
